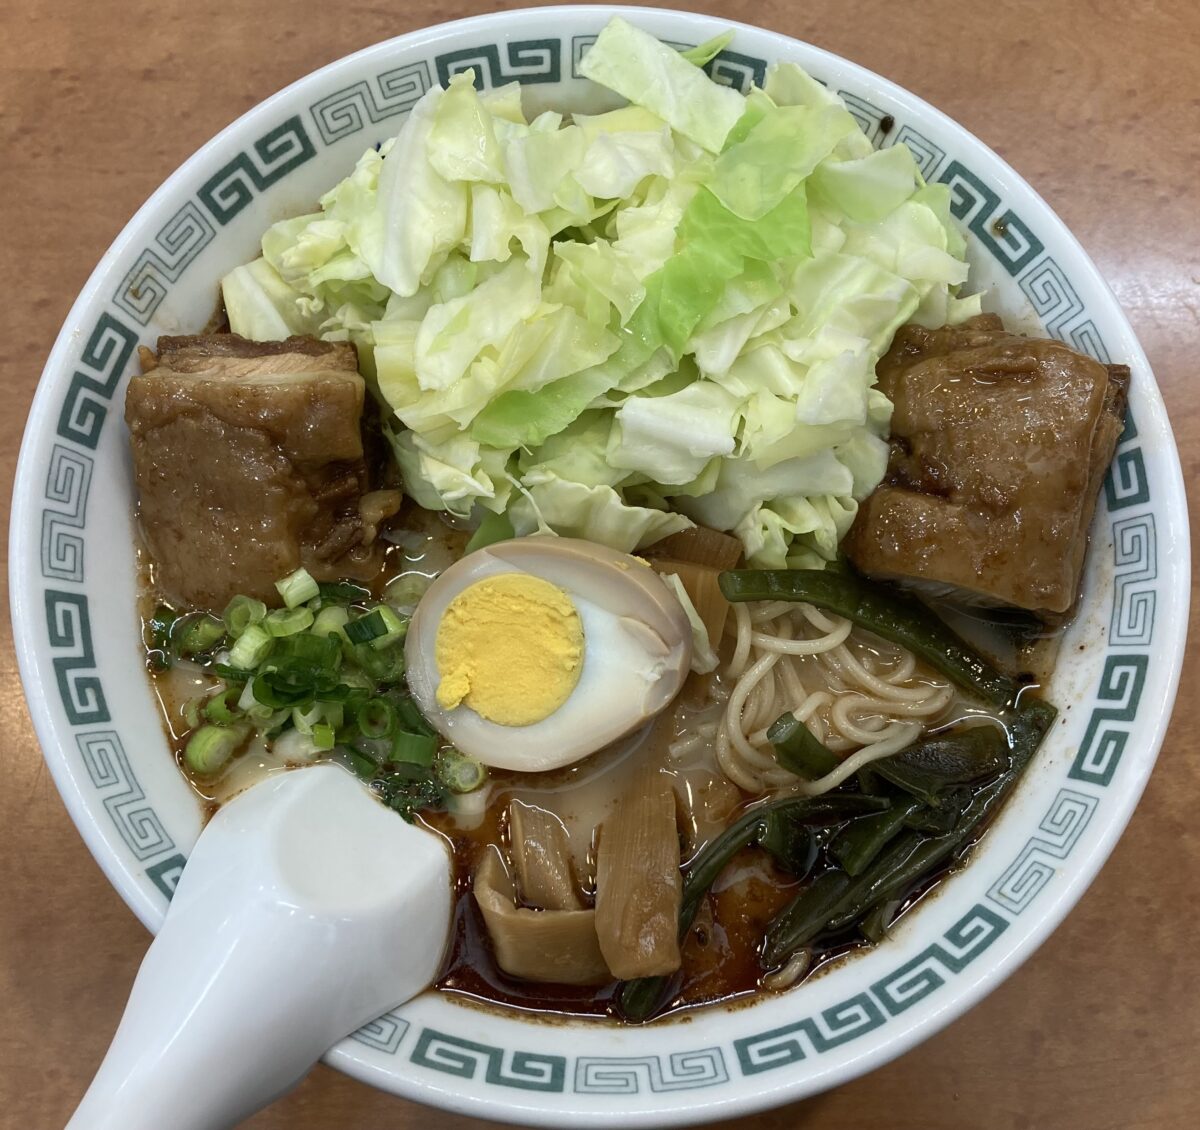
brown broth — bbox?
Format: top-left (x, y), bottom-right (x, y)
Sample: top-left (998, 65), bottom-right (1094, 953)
top-left (424, 791), bottom-right (993, 1023)
top-left (140, 510), bottom-right (1061, 1026)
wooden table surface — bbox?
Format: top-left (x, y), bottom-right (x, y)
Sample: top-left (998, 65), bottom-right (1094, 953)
top-left (2, 1), bottom-right (1197, 1127)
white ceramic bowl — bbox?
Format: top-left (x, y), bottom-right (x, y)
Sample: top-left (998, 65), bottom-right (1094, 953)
top-left (10, 6), bottom-right (1190, 1125)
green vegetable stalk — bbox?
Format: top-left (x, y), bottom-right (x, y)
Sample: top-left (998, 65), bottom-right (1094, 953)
top-left (719, 569), bottom-right (1019, 706)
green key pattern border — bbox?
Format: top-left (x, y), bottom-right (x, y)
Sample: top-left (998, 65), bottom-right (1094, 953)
top-left (37, 36), bottom-right (1158, 1096)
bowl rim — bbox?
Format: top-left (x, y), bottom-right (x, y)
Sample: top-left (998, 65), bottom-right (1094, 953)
top-left (9, 5), bottom-right (1191, 1124)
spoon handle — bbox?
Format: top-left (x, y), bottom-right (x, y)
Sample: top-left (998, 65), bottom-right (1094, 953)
top-left (65, 765), bottom-right (452, 1129)
top-left (67, 896), bottom-right (342, 1130)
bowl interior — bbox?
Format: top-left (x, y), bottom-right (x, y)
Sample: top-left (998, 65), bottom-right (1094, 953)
top-left (10, 7), bottom-right (1188, 1126)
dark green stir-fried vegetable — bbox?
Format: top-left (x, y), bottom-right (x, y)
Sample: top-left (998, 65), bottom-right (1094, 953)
top-left (830, 797), bottom-right (924, 877)
top-left (618, 696), bottom-right (1057, 1021)
top-left (873, 725), bottom-right (1010, 805)
top-left (767, 712), bottom-right (839, 779)
top-left (762, 698), bottom-right (1056, 968)
top-left (617, 793), bottom-right (889, 1021)
top-left (718, 568), bottom-right (1019, 706)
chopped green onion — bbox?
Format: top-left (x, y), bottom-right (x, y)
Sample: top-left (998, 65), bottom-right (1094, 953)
top-left (212, 663), bottom-right (253, 682)
top-left (261, 650), bottom-right (342, 701)
top-left (369, 605), bottom-right (407, 650)
top-left (172, 613), bottom-right (226, 657)
top-left (350, 642), bottom-right (405, 684)
top-left (275, 567), bottom-right (320, 609)
top-left (149, 604), bottom-right (177, 648)
top-left (252, 668), bottom-right (323, 709)
top-left (291, 702), bottom-right (320, 735)
top-left (228, 623), bottom-right (274, 669)
top-left (264, 606), bottom-right (315, 637)
top-left (346, 750), bottom-right (378, 779)
top-left (263, 710), bottom-right (292, 735)
top-left (392, 693), bottom-right (435, 737)
top-left (312, 723), bottom-right (336, 751)
top-left (317, 580), bottom-right (372, 604)
top-left (203, 686), bottom-right (243, 725)
top-left (434, 748), bottom-right (486, 793)
top-left (238, 678), bottom-right (261, 713)
top-left (184, 723), bottom-right (249, 776)
top-left (324, 675), bottom-right (375, 707)
top-left (291, 700), bottom-right (344, 736)
top-left (311, 604), bottom-right (350, 639)
top-left (258, 709), bottom-right (290, 734)
top-left (384, 571), bottom-right (434, 610)
top-left (238, 679), bottom-right (288, 725)
top-left (272, 632), bottom-right (341, 668)
top-left (345, 609), bottom-right (388, 644)
top-left (182, 697), bottom-right (203, 730)
top-left (390, 730), bottom-right (437, 767)
top-left (222, 595), bottom-right (267, 639)
top-left (357, 700), bottom-right (398, 740)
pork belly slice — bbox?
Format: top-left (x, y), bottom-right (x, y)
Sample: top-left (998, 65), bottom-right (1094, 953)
top-left (126, 334), bottom-right (400, 610)
top-left (843, 316), bottom-right (1129, 615)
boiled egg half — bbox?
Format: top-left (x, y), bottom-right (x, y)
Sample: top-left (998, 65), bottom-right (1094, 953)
top-left (404, 537), bottom-right (692, 771)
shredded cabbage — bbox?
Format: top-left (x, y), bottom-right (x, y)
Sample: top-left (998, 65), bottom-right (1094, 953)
top-left (221, 17), bottom-right (977, 567)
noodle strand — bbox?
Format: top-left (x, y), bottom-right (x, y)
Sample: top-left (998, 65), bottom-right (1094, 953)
top-left (715, 599), bottom-right (954, 795)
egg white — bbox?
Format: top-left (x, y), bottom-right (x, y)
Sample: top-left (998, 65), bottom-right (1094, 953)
top-left (405, 538), bottom-right (692, 771)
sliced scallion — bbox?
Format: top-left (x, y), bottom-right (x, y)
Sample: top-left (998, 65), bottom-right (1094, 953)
top-left (317, 580), bottom-right (372, 604)
top-left (222, 595), bottom-right (267, 639)
top-left (212, 663), bottom-right (253, 682)
top-left (392, 693), bottom-right (435, 737)
top-left (434, 748), bottom-right (487, 793)
top-left (237, 678), bottom-right (259, 713)
top-left (240, 680), bottom-right (288, 726)
top-left (173, 613), bottom-right (226, 657)
top-left (369, 605), bottom-right (407, 650)
top-left (312, 723), bottom-right (336, 751)
top-left (311, 604), bottom-right (350, 639)
top-left (350, 642), bottom-right (405, 684)
top-left (272, 632), bottom-right (341, 668)
top-left (185, 723), bottom-right (249, 776)
top-left (275, 567), bottom-right (320, 609)
top-left (182, 697), bottom-right (203, 730)
top-left (346, 750), bottom-right (378, 779)
top-left (291, 700), bottom-right (344, 736)
top-left (357, 700), bottom-right (398, 740)
top-left (390, 730), bottom-right (437, 768)
top-left (203, 685), bottom-right (243, 725)
top-left (245, 700), bottom-right (280, 725)
top-left (345, 609), bottom-right (388, 645)
top-left (264, 606), bottom-right (315, 637)
top-left (227, 623), bottom-right (274, 669)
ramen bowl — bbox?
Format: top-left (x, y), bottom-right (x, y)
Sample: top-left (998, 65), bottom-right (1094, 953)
top-left (9, 5), bottom-right (1189, 1124)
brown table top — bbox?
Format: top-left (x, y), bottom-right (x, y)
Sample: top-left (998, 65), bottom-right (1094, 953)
top-left (2, 1), bottom-right (1197, 1127)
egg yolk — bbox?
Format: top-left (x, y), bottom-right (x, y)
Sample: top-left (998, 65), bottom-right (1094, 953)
top-left (434, 573), bottom-right (584, 727)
